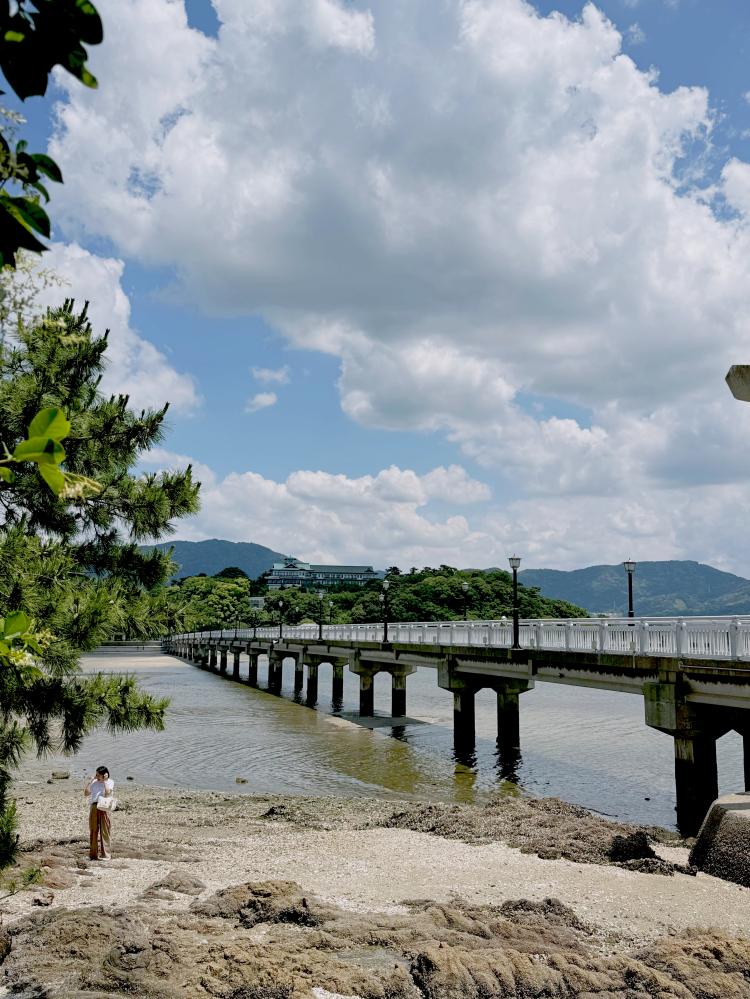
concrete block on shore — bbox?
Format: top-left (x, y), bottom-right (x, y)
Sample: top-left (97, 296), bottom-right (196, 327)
top-left (689, 791), bottom-right (750, 888)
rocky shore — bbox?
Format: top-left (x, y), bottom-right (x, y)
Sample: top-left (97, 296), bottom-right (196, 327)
top-left (0, 781), bottom-right (748, 997)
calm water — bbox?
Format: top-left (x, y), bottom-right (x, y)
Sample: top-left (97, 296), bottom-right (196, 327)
top-left (26, 653), bottom-right (745, 830)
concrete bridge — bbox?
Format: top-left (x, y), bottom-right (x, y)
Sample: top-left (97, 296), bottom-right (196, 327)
top-left (167, 615), bottom-right (750, 836)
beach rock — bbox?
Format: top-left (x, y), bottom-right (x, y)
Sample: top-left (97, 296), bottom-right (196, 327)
top-left (609, 830), bottom-right (656, 862)
top-left (191, 880), bottom-right (332, 927)
top-left (235, 777), bottom-right (248, 784)
top-left (143, 870), bottom-right (205, 898)
top-left (50, 772), bottom-right (70, 780)
top-left (690, 792), bottom-right (750, 888)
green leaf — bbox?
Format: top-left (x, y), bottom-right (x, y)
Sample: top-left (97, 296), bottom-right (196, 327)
top-left (0, 467), bottom-right (14, 483)
top-left (29, 408), bottom-right (71, 441)
top-left (38, 463), bottom-right (65, 495)
top-left (30, 154), bottom-right (63, 184)
top-left (13, 436), bottom-right (65, 465)
top-left (4, 612), bottom-right (30, 640)
top-left (0, 195), bottom-right (50, 239)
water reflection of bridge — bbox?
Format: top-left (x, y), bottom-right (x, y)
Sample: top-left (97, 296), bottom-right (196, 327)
top-left (169, 616), bottom-right (750, 835)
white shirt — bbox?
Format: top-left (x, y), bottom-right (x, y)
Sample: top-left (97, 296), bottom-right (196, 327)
top-left (89, 778), bottom-right (114, 805)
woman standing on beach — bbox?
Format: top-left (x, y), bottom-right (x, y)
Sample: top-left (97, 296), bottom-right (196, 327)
top-left (84, 766), bottom-right (115, 860)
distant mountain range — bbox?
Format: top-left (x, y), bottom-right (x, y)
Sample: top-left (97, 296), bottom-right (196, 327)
top-left (141, 541), bottom-right (750, 616)
top-left (141, 539), bottom-right (285, 581)
top-left (518, 560), bottom-right (750, 617)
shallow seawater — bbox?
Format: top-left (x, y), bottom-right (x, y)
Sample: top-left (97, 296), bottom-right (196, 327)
top-left (25, 653), bottom-right (745, 830)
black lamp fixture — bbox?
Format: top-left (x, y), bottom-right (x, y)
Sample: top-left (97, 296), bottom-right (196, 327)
top-left (379, 579), bottom-right (390, 643)
top-left (461, 580), bottom-right (469, 621)
top-left (328, 599), bottom-right (334, 624)
top-left (623, 560), bottom-right (636, 618)
top-left (508, 555), bottom-right (522, 650)
top-left (277, 598), bottom-right (284, 640)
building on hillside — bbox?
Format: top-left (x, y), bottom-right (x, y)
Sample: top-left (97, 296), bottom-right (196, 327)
top-left (266, 556), bottom-right (383, 589)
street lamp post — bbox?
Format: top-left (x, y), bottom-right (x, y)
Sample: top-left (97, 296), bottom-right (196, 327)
top-left (623, 560), bottom-right (636, 618)
top-left (317, 589), bottom-right (325, 640)
top-left (380, 580), bottom-right (390, 643)
top-left (328, 600), bottom-right (334, 624)
top-left (461, 580), bottom-right (469, 621)
top-left (508, 555), bottom-right (521, 650)
top-left (277, 599), bottom-right (284, 640)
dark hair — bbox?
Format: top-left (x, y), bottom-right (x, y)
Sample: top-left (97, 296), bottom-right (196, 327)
top-left (95, 766), bottom-right (109, 777)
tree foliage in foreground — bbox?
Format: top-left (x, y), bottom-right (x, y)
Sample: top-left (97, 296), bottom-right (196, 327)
top-left (0, 299), bottom-right (201, 868)
top-left (0, 0), bottom-right (103, 267)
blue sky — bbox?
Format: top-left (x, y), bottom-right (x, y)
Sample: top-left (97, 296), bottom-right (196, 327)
top-left (13, 0), bottom-right (750, 571)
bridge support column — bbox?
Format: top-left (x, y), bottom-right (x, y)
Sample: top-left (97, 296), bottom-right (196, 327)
top-left (674, 733), bottom-right (719, 835)
top-left (494, 679), bottom-right (533, 753)
top-left (390, 665), bottom-right (417, 718)
top-left (453, 690), bottom-right (475, 748)
top-left (209, 646), bottom-right (217, 670)
top-left (332, 661), bottom-right (345, 707)
top-left (232, 649), bottom-right (241, 679)
top-left (200, 646), bottom-right (210, 668)
top-left (359, 672), bottom-right (376, 716)
top-left (644, 675), bottom-right (727, 836)
top-left (220, 649), bottom-right (228, 674)
top-left (294, 659), bottom-right (304, 695)
top-left (438, 659), bottom-right (475, 749)
top-left (306, 663), bottom-right (319, 706)
top-left (348, 654), bottom-right (379, 717)
top-left (268, 652), bottom-right (283, 695)
top-left (247, 653), bottom-right (259, 688)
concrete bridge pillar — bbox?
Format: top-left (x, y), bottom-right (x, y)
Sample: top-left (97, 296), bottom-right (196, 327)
top-left (247, 652), bottom-right (260, 688)
top-left (294, 659), bottom-right (304, 695)
top-left (268, 652), bottom-right (284, 695)
top-left (644, 675), bottom-right (728, 836)
top-left (359, 670), bottom-right (376, 717)
top-left (209, 646), bottom-right (217, 670)
top-left (232, 648), bottom-right (241, 679)
top-left (389, 665), bottom-right (417, 718)
top-left (742, 727), bottom-right (750, 792)
top-left (306, 662), bottom-right (319, 706)
top-left (348, 654), bottom-right (379, 717)
top-left (494, 679), bottom-right (534, 753)
top-left (438, 659), bottom-right (476, 748)
top-left (332, 660), bottom-right (345, 706)
top-left (453, 690), bottom-right (476, 748)
top-left (219, 648), bottom-right (228, 674)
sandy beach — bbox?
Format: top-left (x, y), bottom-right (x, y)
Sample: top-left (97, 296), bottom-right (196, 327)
top-left (0, 778), bottom-right (746, 997)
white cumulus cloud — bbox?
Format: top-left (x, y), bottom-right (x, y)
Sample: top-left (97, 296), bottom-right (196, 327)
top-left (245, 392), bottom-right (278, 413)
top-left (251, 365), bottom-right (291, 384)
top-left (45, 0), bottom-right (750, 568)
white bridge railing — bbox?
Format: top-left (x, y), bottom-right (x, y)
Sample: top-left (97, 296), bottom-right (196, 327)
top-left (174, 616), bottom-right (750, 662)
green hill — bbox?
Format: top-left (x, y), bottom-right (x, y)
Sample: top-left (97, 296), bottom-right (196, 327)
top-left (140, 539), bottom-right (284, 581)
top-left (518, 560), bottom-right (750, 617)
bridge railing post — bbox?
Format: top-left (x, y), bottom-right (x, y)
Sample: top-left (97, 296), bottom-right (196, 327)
top-left (565, 621), bottom-right (572, 651)
top-left (675, 619), bottom-right (686, 657)
top-left (639, 621), bottom-right (649, 655)
top-left (730, 618), bottom-right (740, 659)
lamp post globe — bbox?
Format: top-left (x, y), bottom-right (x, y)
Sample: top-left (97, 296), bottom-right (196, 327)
top-left (277, 599), bottom-right (284, 640)
top-left (623, 560), bottom-right (636, 618)
top-left (508, 555), bottom-right (522, 650)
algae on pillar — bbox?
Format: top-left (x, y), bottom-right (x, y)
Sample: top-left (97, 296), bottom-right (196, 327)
top-left (332, 661), bottom-right (345, 708)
